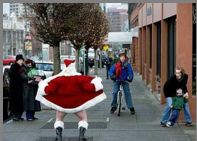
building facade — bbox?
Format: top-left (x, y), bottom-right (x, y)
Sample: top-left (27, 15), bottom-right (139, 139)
top-left (3, 16), bottom-right (25, 58)
top-left (10, 3), bottom-right (24, 17)
top-left (130, 3), bottom-right (196, 121)
top-left (107, 7), bottom-right (129, 32)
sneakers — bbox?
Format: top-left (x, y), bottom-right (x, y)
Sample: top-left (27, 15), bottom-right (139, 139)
top-left (27, 118), bottom-right (33, 121)
top-left (13, 117), bottom-right (24, 121)
top-left (130, 107), bottom-right (135, 115)
top-left (160, 122), bottom-right (166, 127)
top-left (110, 107), bottom-right (117, 114)
top-left (166, 121), bottom-right (172, 127)
top-left (185, 122), bottom-right (192, 127)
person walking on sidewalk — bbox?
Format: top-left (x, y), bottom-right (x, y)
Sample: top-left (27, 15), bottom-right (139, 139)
top-left (109, 50), bottom-right (135, 115)
top-left (166, 89), bottom-right (189, 127)
top-left (36, 59), bottom-right (106, 141)
top-left (8, 54), bottom-right (25, 121)
top-left (160, 66), bottom-right (192, 127)
top-left (106, 55), bottom-right (113, 80)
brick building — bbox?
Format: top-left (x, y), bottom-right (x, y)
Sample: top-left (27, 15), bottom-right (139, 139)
top-left (129, 3), bottom-right (196, 121)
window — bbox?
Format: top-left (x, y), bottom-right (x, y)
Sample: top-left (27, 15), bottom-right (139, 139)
top-left (149, 25), bottom-right (152, 68)
top-left (192, 3), bottom-right (196, 95)
top-left (35, 63), bottom-right (54, 71)
top-left (156, 22), bottom-right (161, 77)
top-left (167, 16), bottom-right (176, 78)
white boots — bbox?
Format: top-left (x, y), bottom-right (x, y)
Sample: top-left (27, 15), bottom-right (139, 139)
top-left (78, 121), bottom-right (88, 141)
top-left (54, 121), bottom-right (64, 141)
top-left (54, 120), bottom-right (88, 141)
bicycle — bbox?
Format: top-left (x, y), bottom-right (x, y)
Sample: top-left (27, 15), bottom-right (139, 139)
top-left (117, 80), bottom-right (127, 116)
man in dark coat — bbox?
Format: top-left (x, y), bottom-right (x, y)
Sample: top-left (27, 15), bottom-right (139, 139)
top-left (9, 54), bottom-right (25, 121)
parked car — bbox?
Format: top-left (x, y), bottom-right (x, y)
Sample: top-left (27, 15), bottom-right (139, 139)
top-left (35, 61), bottom-right (54, 78)
top-left (88, 48), bottom-right (95, 68)
top-left (3, 65), bottom-right (11, 121)
top-left (3, 55), bottom-right (16, 65)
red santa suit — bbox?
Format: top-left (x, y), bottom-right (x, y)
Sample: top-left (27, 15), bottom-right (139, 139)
top-left (36, 60), bottom-right (107, 113)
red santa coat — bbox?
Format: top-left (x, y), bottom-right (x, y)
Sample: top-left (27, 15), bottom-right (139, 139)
top-left (36, 60), bottom-right (106, 113)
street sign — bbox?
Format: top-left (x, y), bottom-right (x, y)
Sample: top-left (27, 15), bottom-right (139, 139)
top-left (102, 45), bottom-right (109, 51)
top-left (25, 41), bottom-right (32, 50)
top-left (25, 35), bottom-right (32, 40)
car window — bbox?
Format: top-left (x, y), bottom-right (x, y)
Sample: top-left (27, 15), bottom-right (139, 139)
top-left (35, 63), bottom-right (54, 71)
top-left (3, 68), bottom-right (10, 87)
top-left (44, 64), bottom-right (53, 71)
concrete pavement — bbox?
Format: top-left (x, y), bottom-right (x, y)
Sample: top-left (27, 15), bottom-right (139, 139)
top-left (3, 68), bottom-right (196, 141)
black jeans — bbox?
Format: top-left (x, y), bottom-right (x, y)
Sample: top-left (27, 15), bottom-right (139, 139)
top-left (26, 110), bottom-right (35, 119)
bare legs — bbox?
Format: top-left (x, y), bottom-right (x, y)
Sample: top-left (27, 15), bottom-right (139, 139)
top-left (54, 110), bottom-right (88, 141)
top-left (75, 110), bottom-right (88, 122)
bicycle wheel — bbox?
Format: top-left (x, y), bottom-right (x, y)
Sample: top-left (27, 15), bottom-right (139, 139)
top-left (117, 91), bottom-right (122, 116)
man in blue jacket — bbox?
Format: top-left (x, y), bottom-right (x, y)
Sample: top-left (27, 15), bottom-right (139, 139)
top-left (109, 51), bottom-right (135, 115)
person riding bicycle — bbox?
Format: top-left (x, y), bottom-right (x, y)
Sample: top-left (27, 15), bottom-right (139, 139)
top-left (109, 50), bottom-right (135, 115)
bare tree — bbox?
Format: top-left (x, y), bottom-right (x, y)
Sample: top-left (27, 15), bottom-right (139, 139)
top-left (84, 6), bottom-right (109, 75)
top-left (25, 3), bottom-right (74, 74)
top-left (25, 3), bottom-right (108, 75)
top-left (65, 4), bottom-right (97, 72)
top-left (67, 4), bottom-right (109, 74)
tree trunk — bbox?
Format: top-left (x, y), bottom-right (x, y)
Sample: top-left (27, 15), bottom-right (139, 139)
top-left (53, 46), bottom-right (61, 75)
top-left (75, 49), bottom-right (80, 72)
top-left (94, 49), bottom-right (98, 75)
top-left (84, 48), bottom-right (89, 75)
top-left (100, 50), bottom-right (102, 69)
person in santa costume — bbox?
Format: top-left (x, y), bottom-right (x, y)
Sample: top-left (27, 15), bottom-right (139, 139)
top-left (36, 59), bottom-right (106, 141)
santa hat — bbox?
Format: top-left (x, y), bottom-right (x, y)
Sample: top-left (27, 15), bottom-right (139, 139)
top-left (64, 59), bottom-right (75, 67)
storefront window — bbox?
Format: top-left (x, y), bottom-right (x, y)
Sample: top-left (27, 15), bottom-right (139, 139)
top-left (149, 25), bottom-right (152, 68)
top-left (156, 22), bottom-right (161, 77)
top-left (192, 3), bottom-right (196, 95)
top-left (167, 16), bottom-right (176, 78)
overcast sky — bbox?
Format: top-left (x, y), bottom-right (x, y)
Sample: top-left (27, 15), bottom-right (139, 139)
top-left (3, 3), bottom-right (127, 16)
top-left (106, 3), bottom-right (122, 8)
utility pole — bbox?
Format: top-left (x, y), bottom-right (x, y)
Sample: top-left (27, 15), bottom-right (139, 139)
top-left (10, 12), bottom-right (16, 56)
top-left (24, 4), bottom-right (30, 57)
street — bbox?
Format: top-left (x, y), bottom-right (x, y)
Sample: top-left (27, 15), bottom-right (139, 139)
top-left (3, 68), bottom-right (196, 141)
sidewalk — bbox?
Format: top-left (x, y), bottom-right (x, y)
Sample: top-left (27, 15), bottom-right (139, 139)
top-left (3, 68), bottom-right (196, 141)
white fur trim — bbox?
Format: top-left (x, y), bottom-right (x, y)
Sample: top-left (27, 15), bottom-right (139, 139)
top-left (91, 77), bottom-right (103, 92)
top-left (78, 121), bottom-right (88, 129)
top-left (54, 120), bottom-right (64, 129)
top-left (37, 80), bottom-right (48, 96)
top-left (36, 92), bottom-right (107, 114)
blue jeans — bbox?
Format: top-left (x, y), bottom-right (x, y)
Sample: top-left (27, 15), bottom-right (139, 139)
top-left (183, 102), bottom-right (192, 123)
top-left (160, 97), bottom-right (192, 124)
top-left (168, 109), bottom-right (180, 126)
top-left (160, 97), bottom-right (172, 123)
top-left (111, 81), bottom-right (133, 109)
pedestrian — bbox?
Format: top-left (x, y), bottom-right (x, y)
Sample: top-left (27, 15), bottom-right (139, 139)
top-left (166, 89), bottom-right (189, 127)
top-left (36, 59), bottom-right (106, 141)
top-left (160, 66), bottom-right (192, 127)
top-left (21, 59), bottom-right (42, 121)
top-left (8, 54), bottom-right (25, 121)
top-left (106, 56), bottom-right (112, 79)
top-left (109, 50), bottom-right (135, 115)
